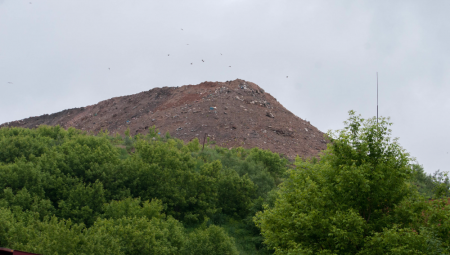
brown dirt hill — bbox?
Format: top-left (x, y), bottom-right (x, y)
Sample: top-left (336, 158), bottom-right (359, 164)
top-left (0, 79), bottom-right (327, 159)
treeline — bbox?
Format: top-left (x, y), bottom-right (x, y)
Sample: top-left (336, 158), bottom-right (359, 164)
top-left (0, 125), bottom-right (287, 254)
top-left (1, 112), bottom-right (449, 255)
top-left (411, 164), bottom-right (450, 199)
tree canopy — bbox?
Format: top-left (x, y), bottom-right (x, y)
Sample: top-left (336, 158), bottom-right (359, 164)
top-left (255, 111), bottom-right (450, 254)
top-left (0, 125), bottom-right (288, 254)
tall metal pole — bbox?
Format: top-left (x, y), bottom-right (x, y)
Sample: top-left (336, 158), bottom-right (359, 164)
top-left (377, 72), bottom-right (378, 125)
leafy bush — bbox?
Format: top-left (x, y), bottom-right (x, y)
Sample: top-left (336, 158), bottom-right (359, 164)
top-left (255, 111), bottom-right (450, 254)
top-left (0, 124), bottom-right (289, 254)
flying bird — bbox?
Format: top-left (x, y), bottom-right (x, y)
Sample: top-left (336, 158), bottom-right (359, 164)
top-left (7, 82), bottom-right (13, 84)
top-left (229, 66), bottom-right (231, 67)
top-left (186, 44), bottom-right (189, 45)
top-left (168, 54), bottom-right (170, 56)
top-left (286, 76), bottom-right (288, 78)
top-left (202, 59), bottom-right (204, 62)
top-left (220, 53), bottom-right (222, 55)
top-left (108, 68), bottom-right (110, 70)
top-left (191, 63), bottom-right (193, 65)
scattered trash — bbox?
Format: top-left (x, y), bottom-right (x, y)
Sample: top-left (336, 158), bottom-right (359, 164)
top-left (266, 112), bottom-right (275, 118)
top-left (4, 79), bottom-right (327, 161)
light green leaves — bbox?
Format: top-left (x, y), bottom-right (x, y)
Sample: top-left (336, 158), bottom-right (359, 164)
top-left (255, 111), bottom-right (449, 254)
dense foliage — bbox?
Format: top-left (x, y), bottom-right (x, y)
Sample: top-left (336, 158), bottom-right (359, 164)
top-left (255, 111), bottom-right (450, 254)
top-left (411, 164), bottom-right (450, 199)
top-left (0, 125), bottom-right (288, 254)
top-left (1, 112), bottom-right (447, 254)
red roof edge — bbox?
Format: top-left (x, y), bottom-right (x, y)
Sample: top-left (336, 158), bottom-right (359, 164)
top-left (0, 248), bottom-right (40, 255)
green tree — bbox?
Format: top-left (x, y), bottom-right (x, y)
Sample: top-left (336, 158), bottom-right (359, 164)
top-left (183, 223), bottom-right (239, 255)
top-left (1, 208), bottom-right (122, 255)
top-left (102, 197), bottom-right (164, 220)
top-left (431, 170), bottom-right (450, 198)
top-left (255, 111), bottom-right (449, 254)
top-left (89, 214), bottom-right (186, 255)
top-left (218, 169), bottom-right (255, 218)
top-left (58, 180), bottom-right (106, 226)
top-left (0, 125), bottom-right (279, 254)
top-left (410, 164), bottom-right (435, 198)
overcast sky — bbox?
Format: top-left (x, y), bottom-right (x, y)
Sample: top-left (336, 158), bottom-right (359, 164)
top-left (1, 0), bottom-right (449, 173)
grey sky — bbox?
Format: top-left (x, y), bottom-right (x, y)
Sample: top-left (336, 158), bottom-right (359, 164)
top-left (1, 0), bottom-right (449, 174)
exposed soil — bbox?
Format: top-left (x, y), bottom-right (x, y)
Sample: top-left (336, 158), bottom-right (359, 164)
top-left (1, 79), bottom-right (328, 159)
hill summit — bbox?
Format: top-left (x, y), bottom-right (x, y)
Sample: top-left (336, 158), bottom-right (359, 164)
top-left (1, 79), bottom-right (327, 159)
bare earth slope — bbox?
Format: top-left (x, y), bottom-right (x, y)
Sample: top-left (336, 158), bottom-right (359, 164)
top-left (1, 79), bottom-right (327, 159)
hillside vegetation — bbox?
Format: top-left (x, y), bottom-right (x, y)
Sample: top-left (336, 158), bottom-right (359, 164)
top-left (0, 124), bottom-right (287, 254)
top-left (0, 111), bottom-right (449, 254)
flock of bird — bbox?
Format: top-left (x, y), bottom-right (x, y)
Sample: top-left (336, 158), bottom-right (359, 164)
top-left (167, 29), bottom-right (289, 78)
top-left (6, 27), bottom-right (290, 86)
top-left (162, 28), bottom-right (235, 69)
top-left (162, 28), bottom-right (287, 74)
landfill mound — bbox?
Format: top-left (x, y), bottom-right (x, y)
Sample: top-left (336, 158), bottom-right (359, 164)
top-left (1, 79), bottom-right (327, 159)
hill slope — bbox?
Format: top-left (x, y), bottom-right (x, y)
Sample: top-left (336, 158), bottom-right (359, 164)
top-left (1, 79), bottom-right (327, 158)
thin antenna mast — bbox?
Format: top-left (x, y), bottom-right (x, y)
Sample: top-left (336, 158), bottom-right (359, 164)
top-left (377, 72), bottom-right (378, 125)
